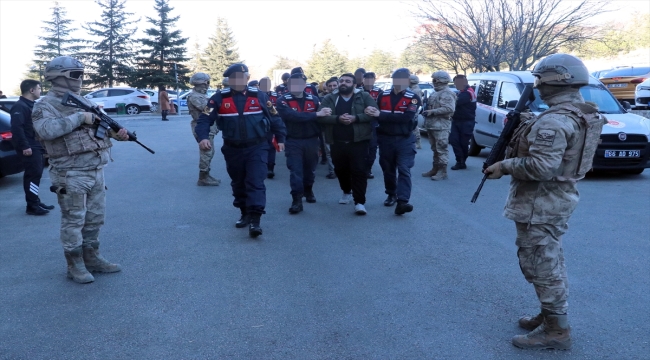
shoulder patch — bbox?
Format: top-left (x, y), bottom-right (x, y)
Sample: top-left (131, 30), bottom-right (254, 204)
top-left (220, 88), bottom-right (231, 94)
top-left (535, 129), bottom-right (557, 147)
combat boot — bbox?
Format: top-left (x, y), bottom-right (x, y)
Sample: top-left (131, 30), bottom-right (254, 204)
top-left (395, 201), bottom-right (413, 215)
top-left (451, 162), bottom-right (467, 170)
top-left (197, 171), bottom-right (220, 186)
top-left (249, 213), bottom-right (263, 238)
top-left (512, 313), bottom-right (572, 350)
top-left (422, 163), bottom-right (438, 177)
top-left (518, 313), bottom-right (544, 331)
top-left (235, 208), bottom-right (250, 228)
top-left (267, 164), bottom-right (275, 179)
top-left (289, 193), bottom-right (303, 214)
top-left (431, 165), bottom-right (448, 180)
top-left (64, 246), bottom-right (94, 284)
top-left (304, 185), bottom-right (316, 203)
top-left (83, 242), bottom-right (122, 273)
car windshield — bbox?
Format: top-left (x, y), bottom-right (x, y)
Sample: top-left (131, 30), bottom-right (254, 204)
top-left (604, 67), bottom-right (650, 77)
top-left (419, 83), bottom-right (433, 89)
top-left (528, 83), bottom-right (624, 114)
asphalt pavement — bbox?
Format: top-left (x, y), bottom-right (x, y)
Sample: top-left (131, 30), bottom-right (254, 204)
top-left (1, 114), bottom-right (648, 359)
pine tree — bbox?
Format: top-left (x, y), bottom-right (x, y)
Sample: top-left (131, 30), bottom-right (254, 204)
top-left (32, 1), bottom-right (85, 91)
top-left (398, 42), bottom-right (435, 75)
top-left (266, 56), bottom-right (301, 77)
top-left (187, 40), bottom-right (204, 73)
top-left (201, 18), bottom-right (242, 81)
top-left (129, 0), bottom-right (190, 90)
top-left (365, 49), bottom-right (397, 78)
top-left (83, 0), bottom-right (138, 88)
top-left (304, 40), bottom-right (349, 83)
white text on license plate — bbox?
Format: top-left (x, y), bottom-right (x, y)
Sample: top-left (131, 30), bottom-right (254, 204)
top-left (604, 150), bottom-right (640, 158)
top-left (607, 83), bottom-right (627, 88)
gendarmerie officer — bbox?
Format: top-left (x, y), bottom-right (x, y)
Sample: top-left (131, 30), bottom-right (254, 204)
top-left (259, 77), bottom-right (280, 178)
top-left (362, 72), bottom-right (381, 179)
top-left (290, 67), bottom-right (319, 97)
top-left (10, 79), bottom-right (54, 215)
top-left (196, 63), bottom-right (287, 238)
top-left (275, 73), bottom-right (290, 95)
top-left (365, 68), bottom-right (420, 215)
top-left (276, 73), bottom-right (332, 214)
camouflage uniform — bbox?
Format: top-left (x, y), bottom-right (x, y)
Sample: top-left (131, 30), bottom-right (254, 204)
top-left (188, 91), bottom-right (219, 174)
top-left (500, 90), bottom-right (604, 315)
top-left (423, 85), bottom-right (456, 177)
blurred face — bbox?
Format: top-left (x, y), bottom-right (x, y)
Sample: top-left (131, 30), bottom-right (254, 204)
top-left (392, 76), bottom-right (410, 92)
top-left (355, 71), bottom-right (364, 85)
top-left (326, 80), bottom-right (338, 93)
top-left (454, 76), bottom-right (468, 90)
top-left (338, 76), bottom-right (354, 95)
top-left (259, 78), bottom-right (271, 92)
top-left (195, 82), bottom-right (209, 94)
top-left (229, 72), bottom-right (250, 92)
top-left (363, 77), bottom-right (375, 89)
top-left (288, 78), bottom-right (306, 95)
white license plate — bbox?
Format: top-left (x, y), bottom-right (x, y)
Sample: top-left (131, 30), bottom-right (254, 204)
top-left (604, 150), bottom-right (640, 158)
top-left (607, 83), bottom-right (627, 88)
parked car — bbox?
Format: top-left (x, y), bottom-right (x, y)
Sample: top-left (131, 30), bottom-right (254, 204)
top-left (0, 109), bottom-right (24, 178)
top-left (84, 88), bottom-right (152, 114)
top-left (591, 66), bottom-right (629, 80)
top-left (140, 89), bottom-right (178, 113)
top-left (599, 66), bottom-right (650, 107)
top-left (173, 89), bottom-right (217, 113)
top-left (635, 78), bottom-right (650, 110)
top-left (0, 97), bottom-right (20, 113)
top-left (461, 71), bottom-right (650, 174)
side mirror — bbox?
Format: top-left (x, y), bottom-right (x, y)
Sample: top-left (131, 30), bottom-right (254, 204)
top-left (506, 100), bottom-right (518, 109)
top-left (621, 101), bottom-right (631, 111)
top-left (85, 94), bottom-right (93, 99)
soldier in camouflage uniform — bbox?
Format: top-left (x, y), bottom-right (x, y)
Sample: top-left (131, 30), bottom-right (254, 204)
top-left (408, 75), bottom-right (423, 149)
top-left (485, 54), bottom-right (606, 350)
top-left (32, 56), bottom-right (128, 284)
top-left (188, 72), bottom-right (220, 186)
top-left (422, 71), bottom-right (456, 180)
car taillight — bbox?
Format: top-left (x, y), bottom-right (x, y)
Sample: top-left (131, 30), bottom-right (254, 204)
top-left (630, 78), bottom-right (646, 84)
top-left (137, 95), bottom-right (149, 99)
top-left (0, 131), bottom-right (12, 140)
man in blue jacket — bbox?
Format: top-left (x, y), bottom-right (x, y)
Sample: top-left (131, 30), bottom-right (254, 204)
top-left (276, 73), bottom-right (332, 214)
top-left (449, 75), bottom-right (477, 170)
top-left (196, 63), bottom-right (286, 238)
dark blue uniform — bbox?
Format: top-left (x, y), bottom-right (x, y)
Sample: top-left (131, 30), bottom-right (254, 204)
top-left (376, 89), bottom-right (421, 207)
top-left (196, 87), bottom-right (286, 215)
top-left (275, 92), bottom-right (321, 197)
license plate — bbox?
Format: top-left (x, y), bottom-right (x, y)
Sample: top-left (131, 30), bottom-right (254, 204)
top-left (604, 150), bottom-right (640, 158)
top-left (607, 83), bottom-right (627, 88)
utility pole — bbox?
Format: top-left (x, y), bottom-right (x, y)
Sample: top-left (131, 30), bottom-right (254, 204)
top-left (174, 63), bottom-right (180, 115)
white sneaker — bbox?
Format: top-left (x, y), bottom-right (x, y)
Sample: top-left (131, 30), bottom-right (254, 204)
top-left (354, 203), bottom-right (367, 215)
top-left (339, 193), bottom-right (353, 204)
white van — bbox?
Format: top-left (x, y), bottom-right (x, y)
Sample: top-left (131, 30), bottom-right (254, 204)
top-left (467, 71), bottom-right (650, 174)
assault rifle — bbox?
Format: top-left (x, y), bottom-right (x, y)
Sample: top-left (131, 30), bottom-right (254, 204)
top-left (61, 91), bottom-right (155, 154)
top-left (470, 85), bottom-right (535, 203)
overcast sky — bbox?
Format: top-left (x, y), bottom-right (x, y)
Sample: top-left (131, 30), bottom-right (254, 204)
top-left (0, 0), bottom-right (648, 93)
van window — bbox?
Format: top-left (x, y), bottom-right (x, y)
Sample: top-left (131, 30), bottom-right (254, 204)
top-left (528, 83), bottom-right (624, 114)
top-left (604, 67), bottom-right (650, 77)
top-left (108, 89), bottom-right (132, 97)
top-left (497, 82), bottom-right (522, 109)
top-left (477, 80), bottom-right (497, 106)
top-left (468, 79), bottom-right (479, 92)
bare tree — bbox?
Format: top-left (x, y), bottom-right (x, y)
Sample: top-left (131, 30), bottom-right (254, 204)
top-left (416, 0), bottom-right (611, 71)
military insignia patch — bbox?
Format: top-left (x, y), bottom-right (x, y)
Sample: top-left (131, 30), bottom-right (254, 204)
top-left (411, 99), bottom-right (418, 104)
top-left (535, 129), bottom-right (556, 146)
top-left (202, 106), bottom-right (213, 115)
top-left (225, 103), bottom-right (230, 109)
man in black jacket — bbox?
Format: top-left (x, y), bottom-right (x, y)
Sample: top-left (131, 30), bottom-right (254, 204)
top-left (11, 80), bottom-right (54, 215)
top-left (449, 75), bottom-right (477, 170)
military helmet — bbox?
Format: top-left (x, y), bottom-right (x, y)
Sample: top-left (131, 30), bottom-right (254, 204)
top-left (44, 56), bottom-right (84, 81)
top-left (431, 71), bottom-right (451, 84)
top-left (531, 53), bottom-right (589, 87)
top-left (190, 72), bottom-right (210, 85)
top-left (409, 74), bottom-right (420, 84)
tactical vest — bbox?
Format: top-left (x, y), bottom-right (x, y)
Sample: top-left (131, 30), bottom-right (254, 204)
top-left (280, 93), bottom-right (320, 139)
top-left (506, 102), bottom-right (605, 182)
top-left (37, 96), bottom-right (113, 159)
top-left (365, 87), bottom-right (381, 101)
top-left (216, 88), bottom-right (269, 143)
top-left (377, 90), bottom-right (417, 135)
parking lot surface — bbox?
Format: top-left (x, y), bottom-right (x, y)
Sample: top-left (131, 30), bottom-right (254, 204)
top-left (1, 115), bottom-right (648, 359)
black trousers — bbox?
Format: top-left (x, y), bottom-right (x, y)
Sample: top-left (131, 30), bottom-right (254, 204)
top-left (16, 150), bottom-right (44, 208)
top-left (449, 120), bottom-right (475, 163)
top-left (330, 140), bottom-right (369, 205)
top-left (162, 110), bottom-right (169, 120)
